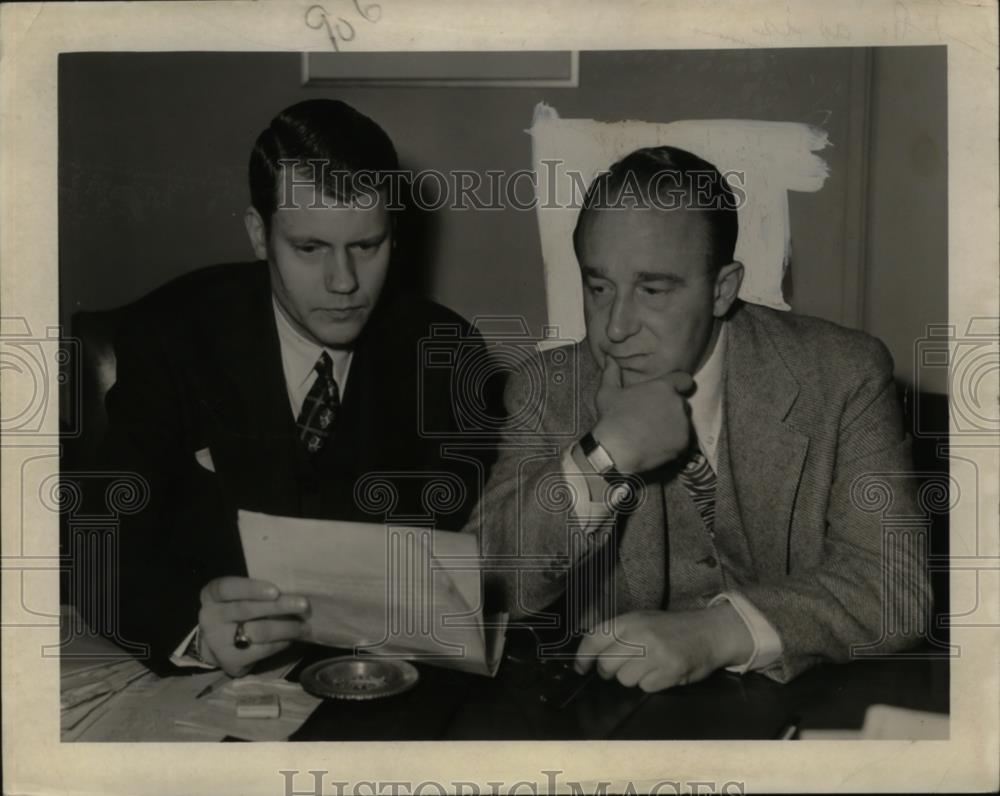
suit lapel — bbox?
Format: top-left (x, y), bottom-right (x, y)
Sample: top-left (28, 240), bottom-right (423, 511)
top-left (206, 263), bottom-right (302, 515)
top-left (721, 305), bottom-right (809, 577)
top-left (575, 341), bottom-right (600, 435)
top-left (618, 478), bottom-right (667, 611)
top-left (319, 328), bottom-right (382, 479)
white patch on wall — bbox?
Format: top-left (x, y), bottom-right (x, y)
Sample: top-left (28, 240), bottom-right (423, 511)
top-left (528, 102), bottom-right (830, 343)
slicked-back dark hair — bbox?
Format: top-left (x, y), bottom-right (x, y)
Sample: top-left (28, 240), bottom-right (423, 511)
top-left (573, 145), bottom-right (740, 271)
top-left (248, 99), bottom-right (399, 231)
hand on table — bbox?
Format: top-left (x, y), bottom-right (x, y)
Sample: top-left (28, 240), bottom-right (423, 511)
top-left (574, 604), bottom-right (754, 692)
top-left (592, 357), bottom-right (694, 475)
top-left (197, 576), bottom-right (311, 677)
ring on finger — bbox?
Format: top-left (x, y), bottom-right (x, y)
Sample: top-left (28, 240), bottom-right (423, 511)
top-left (233, 621), bottom-right (252, 650)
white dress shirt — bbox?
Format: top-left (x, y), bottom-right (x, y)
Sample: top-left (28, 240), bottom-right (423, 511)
top-left (562, 324), bottom-right (783, 674)
top-left (272, 297), bottom-right (353, 418)
top-left (170, 299), bottom-right (353, 668)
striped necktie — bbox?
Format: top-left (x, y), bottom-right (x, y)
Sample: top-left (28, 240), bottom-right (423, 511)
top-left (678, 448), bottom-right (717, 531)
top-left (296, 352), bottom-right (340, 454)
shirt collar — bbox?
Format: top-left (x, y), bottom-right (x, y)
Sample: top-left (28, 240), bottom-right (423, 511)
top-left (688, 322), bottom-right (727, 469)
top-left (272, 297), bottom-right (353, 393)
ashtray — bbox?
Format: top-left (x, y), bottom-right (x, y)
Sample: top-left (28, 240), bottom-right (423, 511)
top-left (299, 656), bottom-right (420, 701)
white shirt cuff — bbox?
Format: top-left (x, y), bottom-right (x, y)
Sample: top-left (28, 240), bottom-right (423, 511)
top-left (710, 592), bottom-right (783, 674)
top-left (561, 445), bottom-right (632, 527)
top-left (169, 626), bottom-right (217, 670)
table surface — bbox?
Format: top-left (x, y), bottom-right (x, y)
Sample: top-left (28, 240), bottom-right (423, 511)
top-left (288, 628), bottom-right (950, 741)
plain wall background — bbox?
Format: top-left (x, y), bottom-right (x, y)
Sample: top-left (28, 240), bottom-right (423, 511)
top-left (58, 47), bottom-right (947, 389)
top-left (866, 47), bottom-right (949, 392)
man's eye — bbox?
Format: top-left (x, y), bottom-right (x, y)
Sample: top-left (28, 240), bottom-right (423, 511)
top-left (639, 285), bottom-right (670, 297)
top-left (351, 241), bottom-right (380, 254)
top-left (586, 282), bottom-right (608, 295)
top-left (295, 244), bottom-right (320, 255)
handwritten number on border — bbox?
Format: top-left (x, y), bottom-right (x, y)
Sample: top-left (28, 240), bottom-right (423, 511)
top-left (353, 0), bottom-right (382, 23)
top-left (307, 3), bottom-right (381, 52)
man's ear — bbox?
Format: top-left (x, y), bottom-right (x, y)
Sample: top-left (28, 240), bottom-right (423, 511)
top-left (713, 261), bottom-right (744, 317)
top-left (243, 207), bottom-right (269, 262)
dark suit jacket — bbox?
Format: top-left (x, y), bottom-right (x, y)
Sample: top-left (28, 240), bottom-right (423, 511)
top-left (473, 301), bottom-right (931, 682)
top-left (95, 262), bottom-right (489, 670)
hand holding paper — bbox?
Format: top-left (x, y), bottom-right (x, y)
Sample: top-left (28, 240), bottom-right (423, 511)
top-left (238, 511), bottom-right (507, 676)
top-left (197, 575), bottom-right (311, 676)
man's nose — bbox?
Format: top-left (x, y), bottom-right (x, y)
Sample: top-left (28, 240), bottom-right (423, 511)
top-left (323, 249), bottom-right (358, 293)
top-left (606, 293), bottom-right (640, 343)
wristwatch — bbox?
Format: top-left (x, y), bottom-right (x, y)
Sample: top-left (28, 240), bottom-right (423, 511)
top-left (579, 431), bottom-right (621, 483)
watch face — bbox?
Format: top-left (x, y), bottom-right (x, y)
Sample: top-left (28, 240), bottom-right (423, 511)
top-left (586, 443), bottom-right (615, 474)
top-left (580, 432), bottom-right (616, 476)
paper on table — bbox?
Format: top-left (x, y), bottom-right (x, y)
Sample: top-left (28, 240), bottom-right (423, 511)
top-left (63, 667), bottom-right (225, 742)
top-left (238, 510), bottom-right (507, 677)
top-left (862, 704), bottom-right (949, 739)
top-left (60, 618), bottom-right (307, 742)
top-left (798, 704), bottom-right (949, 740)
top-left (175, 677), bottom-right (322, 742)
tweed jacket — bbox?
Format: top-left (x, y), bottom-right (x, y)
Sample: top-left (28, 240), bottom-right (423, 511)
top-left (472, 301), bottom-right (931, 682)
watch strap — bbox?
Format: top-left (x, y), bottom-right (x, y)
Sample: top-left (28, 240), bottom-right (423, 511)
top-left (580, 432), bottom-right (621, 481)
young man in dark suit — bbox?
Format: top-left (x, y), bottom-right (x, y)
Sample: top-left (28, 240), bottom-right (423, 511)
top-left (97, 99), bottom-right (487, 676)
top-left (476, 146), bottom-right (930, 689)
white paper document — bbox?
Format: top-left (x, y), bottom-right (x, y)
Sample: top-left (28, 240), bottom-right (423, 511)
top-left (238, 510), bottom-right (507, 676)
top-left (175, 676), bottom-right (323, 742)
top-left (799, 704), bottom-right (949, 741)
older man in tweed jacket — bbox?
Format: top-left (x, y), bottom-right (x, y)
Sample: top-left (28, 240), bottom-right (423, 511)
top-left (472, 146), bottom-right (930, 690)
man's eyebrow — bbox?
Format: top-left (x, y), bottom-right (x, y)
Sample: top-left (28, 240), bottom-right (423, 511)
top-left (635, 271), bottom-right (685, 285)
top-left (581, 266), bottom-right (686, 285)
top-left (350, 229), bottom-right (389, 245)
top-left (284, 229), bottom-right (388, 246)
